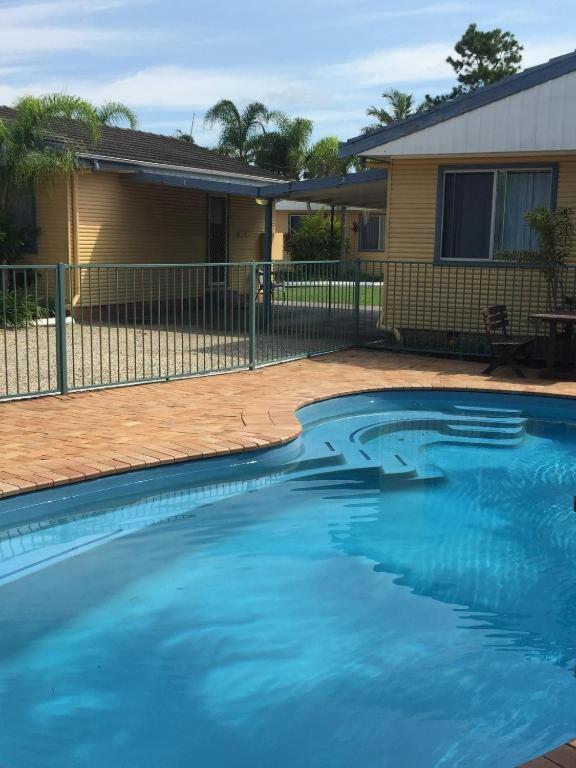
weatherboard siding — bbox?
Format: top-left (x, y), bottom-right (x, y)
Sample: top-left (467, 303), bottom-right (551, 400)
top-left (76, 172), bottom-right (207, 266)
top-left (34, 179), bottom-right (71, 266)
top-left (380, 153), bottom-right (576, 336)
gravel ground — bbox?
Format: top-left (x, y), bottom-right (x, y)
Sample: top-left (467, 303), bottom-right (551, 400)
top-left (1, 312), bottom-right (353, 398)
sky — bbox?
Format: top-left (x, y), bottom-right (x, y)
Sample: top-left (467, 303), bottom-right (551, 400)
top-left (0, 0), bottom-right (574, 148)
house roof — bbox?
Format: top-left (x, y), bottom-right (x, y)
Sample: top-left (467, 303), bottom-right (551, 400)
top-left (0, 105), bottom-right (281, 181)
top-left (340, 50), bottom-right (576, 158)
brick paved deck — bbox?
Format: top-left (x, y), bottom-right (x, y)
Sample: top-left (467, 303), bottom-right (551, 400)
top-left (2, 348), bottom-right (576, 499)
top-left (519, 740), bottom-right (576, 767)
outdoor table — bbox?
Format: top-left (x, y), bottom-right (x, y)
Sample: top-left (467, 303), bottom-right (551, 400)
top-left (531, 311), bottom-right (576, 378)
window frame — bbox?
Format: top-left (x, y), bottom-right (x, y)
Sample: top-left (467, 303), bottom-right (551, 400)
top-left (434, 162), bottom-right (559, 266)
top-left (358, 213), bottom-right (386, 252)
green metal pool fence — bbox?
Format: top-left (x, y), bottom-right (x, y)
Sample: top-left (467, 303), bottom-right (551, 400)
top-left (1, 260), bottom-right (572, 400)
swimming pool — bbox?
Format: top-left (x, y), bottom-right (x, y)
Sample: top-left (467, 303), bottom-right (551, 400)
top-left (1, 390), bottom-right (575, 768)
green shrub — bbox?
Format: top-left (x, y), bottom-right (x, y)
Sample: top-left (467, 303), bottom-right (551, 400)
top-left (497, 207), bottom-right (575, 310)
top-left (285, 212), bottom-right (348, 262)
top-left (0, 288), bottom-right (55, 328)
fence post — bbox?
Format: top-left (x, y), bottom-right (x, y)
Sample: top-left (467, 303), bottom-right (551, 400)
top-left (249, 261), bottom-right (257, 369)
top-left (354, 258), bottom-right (361, 345)
top-left (55, 262), bottom-right (68, 394)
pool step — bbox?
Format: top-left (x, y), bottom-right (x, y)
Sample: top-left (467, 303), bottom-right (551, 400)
top-left (435, 434), bottom-right (524, 449)
top-left (444, 422), bottom-right (525, 440)
top-left (451, 405), bottom-right (523, 417)
top-left (352, 449), bottom-right (445, 486)
top-left (291, 440), bottom-right (445, 487)
top-left (294, 438), bottom-right (346, 472)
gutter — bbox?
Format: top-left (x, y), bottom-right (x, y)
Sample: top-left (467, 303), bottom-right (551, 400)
top-left (78, 153), bottom-right (284, 186)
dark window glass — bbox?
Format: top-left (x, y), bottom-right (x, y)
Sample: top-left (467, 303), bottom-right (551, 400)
top-left (289, 215), bottom-right (304, 233)
top-left (441, 172), bottom-right (494, 261)
top-left (208, 196), bottom-right (227, 281)
top-left (8, 186), bottom-right (38, 254)
top-left (359, 214), bottom-right (384, 251)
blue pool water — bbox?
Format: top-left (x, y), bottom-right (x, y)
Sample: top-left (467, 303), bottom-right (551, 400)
top-left (1, 390), bottom-right (576, 767)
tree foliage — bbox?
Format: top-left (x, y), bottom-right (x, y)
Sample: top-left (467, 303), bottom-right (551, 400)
top-left (363, 90), bottom-right (421, 133)
top-left (175, 129), bottom-right (195, 143)
top-left (253, 113), bottom-right (313, 179)
top-left (497, 207), bottom-right (575, 310)
top-left (0, 94), bottom-right (101, 234)
top-left (304, 136), bottom-right (360, 178)
top-left (204, 99), bottom-right (271, 162)
top-left (424, 23), bottom-right (522, 107)
top-left (0, 93), bottom-right (113, 263)
top-left (285, 211), bottom-right (346, 261)
top-left (95, 102), bottom-right (138, 129)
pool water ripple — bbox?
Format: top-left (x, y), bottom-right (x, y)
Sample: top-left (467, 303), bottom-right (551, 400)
top-left (0, 390), bottom-right (575, 768)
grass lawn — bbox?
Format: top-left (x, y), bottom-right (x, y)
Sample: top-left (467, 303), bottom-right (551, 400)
top-left (280, 284), bottom-right (382, 307)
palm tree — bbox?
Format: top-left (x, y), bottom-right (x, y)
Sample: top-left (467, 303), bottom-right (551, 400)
top-left (0, 94), bottom-right (101, 217)
top-left (204, 99), bottom-right (271, 162)
top-left (363, 90), bottom-right (419, 133)
top-left (253, 114), bottom-right (313, 179)
top-left (175, 130), bottom-right (195, 143)
top-left (95, 101), bottom-right (138, 129)
top-left (304, 136), bottom-right (360, 178)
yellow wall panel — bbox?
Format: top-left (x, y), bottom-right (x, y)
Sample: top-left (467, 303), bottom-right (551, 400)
top-left (34, 178), bottom-right (70, 265)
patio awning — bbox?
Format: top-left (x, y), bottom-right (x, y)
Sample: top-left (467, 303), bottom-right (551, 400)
top-left (260, 168), bottom-right (388, 208)
top-left (122, 169), bottom-right (277, 198)
top-left (116, 165), bottom-right (387, 208)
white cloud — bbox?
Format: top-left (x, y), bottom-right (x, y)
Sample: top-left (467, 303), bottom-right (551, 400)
top-left (0, 0), bottom-right (148, 24)
top-left (328, 43), bottom-right (454, 86)
top-left (0, 27), bottom-right (130, 57)
top-left (522, 38), bottom-right (576, 68)
top-left (326, 36), bottom-right (576, 89)
top-left (0, 0), bottom-right (154, 60)
top-left (9, 66), bottom-right (315, 110)
top-left (348, 2), bottom-right (479, 21)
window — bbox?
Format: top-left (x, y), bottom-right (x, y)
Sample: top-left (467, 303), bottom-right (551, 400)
top-left (439, 167), bottom-right (554, 262)
top-left (359, 214), bottom-right (385, 251)
top-left (288, 215), bottom-right (304, 233)
top-left (8, 186), bottom-right (38, 254)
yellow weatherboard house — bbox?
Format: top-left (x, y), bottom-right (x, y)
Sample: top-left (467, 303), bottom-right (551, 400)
top-left (339, 50), bottom-right (576, 343)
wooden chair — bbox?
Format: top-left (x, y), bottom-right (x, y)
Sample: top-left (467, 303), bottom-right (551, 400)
top-left (482, 305), bottom-right (536, 377)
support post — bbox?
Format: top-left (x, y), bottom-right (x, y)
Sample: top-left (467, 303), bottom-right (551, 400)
top-left (249, 261), bottom-right (257, 369)
top-left (329, 205), bottom-right (335, 257)
top-left (55, 262), bottom-right (68, 394)
top-left (262, 200), bottom-right (274, 326)
top-left (339, 205), bottom-right (347, 260)
top-left (353, 258), bottom-right (361, 345)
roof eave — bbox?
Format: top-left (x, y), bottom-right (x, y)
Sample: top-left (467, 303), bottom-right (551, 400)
top-left (339, 50), bottom-right (576, 158)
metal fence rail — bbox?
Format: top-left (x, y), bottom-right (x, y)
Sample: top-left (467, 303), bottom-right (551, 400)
top-left (0, 261), bottom-right (357, 400)
top-left (357, 260), bottom-right (576, 358)
top-left (1, 259), bottom-right (572, 401)
top-left (66, 263), bottom-right (254, 390)
top-left (1, 265), bottom-right (59, 399)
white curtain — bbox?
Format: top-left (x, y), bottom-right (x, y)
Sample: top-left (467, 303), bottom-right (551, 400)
top-left (494, 170), bottom-right (552, 252)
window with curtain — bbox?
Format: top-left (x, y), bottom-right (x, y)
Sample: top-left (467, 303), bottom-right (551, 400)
top-left (439, 168), bottom-right (553, 262)
top-left (359, 214), bottom-right (385, 251)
